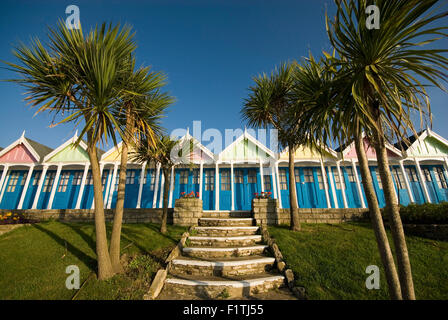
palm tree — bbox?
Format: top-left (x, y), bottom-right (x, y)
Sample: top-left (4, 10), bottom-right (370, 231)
top-left (5, 21), bottom-right (139, 280)
top-left (109, 58), bottom-right (173, 273)
top-left (242, 63), bottom-right (307, 231)
top-left (326, 0), bottom-right (448, 299)
top-left (132, 135), bottom-right (180, 234)
top-left (294, 56), bottom-right (402, 299)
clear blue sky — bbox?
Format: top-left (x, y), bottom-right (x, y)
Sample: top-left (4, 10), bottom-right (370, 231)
top-left (0, 0), bottom-right (447, 151)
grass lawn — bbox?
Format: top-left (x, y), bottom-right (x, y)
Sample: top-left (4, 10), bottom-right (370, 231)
top-left (0, 221), bottom-right (187, 300)
top-left (269, 222), bottom-right (448, 300)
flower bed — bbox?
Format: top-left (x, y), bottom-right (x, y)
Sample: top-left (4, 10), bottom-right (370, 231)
top-left (253, 191), bottom-right (272, 199)
top-left (180, 191), bottom-right (200, 199)
top-left (0, 212), bottom-right (37, 225)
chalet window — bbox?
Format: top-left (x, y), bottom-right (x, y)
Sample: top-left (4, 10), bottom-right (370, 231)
top-left (303, 168), bottom-right (314, 183)
top-left (57, 172), bottom-right (70, 192)
top-left (179, 171), bottom-right (188, 184)
top-left (375, 168), bottom-right (383, 189)
top-left (149, 172), bottom-right (156, 191)
top-left (316, 169), bottom-right (324, 189)
top-left (422, 168), bottom-right (432, 182)
top-left (332, 168), bottom-right (345, 190)
top-left (126, 171), bottom-right (136, 184)
top-left (6, 172), bottom-right (20, 192)
top-left (434, 167), bottom-right (448, 189)
top-left (294, 168), bottom-right (301, 183)
top-left (346, 167), bottom-right (356, 182)
top-left (248, 169), bottom-right (257, 184)
top-left (32, 172), bottom-right (41, 186)
top-left (406, 167), bottom-right (419, 182)
top-left (264, 175), bottom-right (272, 191)
top-left (279, 169), bottom-right (288, 190)
top-left (391, 168), bottom-right (405, 189)
top-left (192, 170), bottom-right (199, 185)
top-left (221, 171), bottom-right (231, 191)
top-left (20, 172), bottom-right (28, 186)
top-left (43, 172), bottom-right (56, 192)
top-left (72, 172), bottom-right (83, 185)
top-left (205, 170), bottom-right (214, 191)
top-left (234, 170), bottom-right (244, 184)
top-left (86, 172), bottom-right (94, 185)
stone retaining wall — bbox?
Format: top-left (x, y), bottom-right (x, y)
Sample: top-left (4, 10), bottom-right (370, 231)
top-left (0, 208), bottom-right (173, 224)
top-left (173, 198), bottom-right (203, 226)
top-left (252, 198), bottom-right (369, 225)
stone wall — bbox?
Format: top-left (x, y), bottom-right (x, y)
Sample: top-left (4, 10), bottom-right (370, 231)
top-left (173, 198), bottom-right (202, 226)
top-left (252, 198), bottom-right (369, 225)
top-left (0, 208), bottom-right (173, 224)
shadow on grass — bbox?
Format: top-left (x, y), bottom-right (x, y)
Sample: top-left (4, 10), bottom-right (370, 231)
top-left (32, 223), bottom-right (97, 271)
top-left (64, 223), bottom-right (97, 252)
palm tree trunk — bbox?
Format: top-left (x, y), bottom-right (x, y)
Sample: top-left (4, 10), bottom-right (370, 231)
top-left (109, 141), bottom-right (128, 274)
top-left (160, 167), bottom-right (171, 234)
top-left (354, 132), bottom-right (402, 300)
top-left (288, 143), bottom-right (300, 231)
top-left (87, 145), bottom-right (115, 280)
top-left (372, 127), bottom-right (415, 300)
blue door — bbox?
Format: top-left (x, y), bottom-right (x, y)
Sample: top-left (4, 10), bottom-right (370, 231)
top-left (53, 170), bottom-right (81, 209)
top-left (0, 170), bottom-right (27, 209)
top-left (329, 167), bottom-right (345, 208)
top-left (234, 169), bottom-right (245, 210)
top-left (174, 169), bottom-right (189, 201)
top-left (370, 167), bottom-right (386, 208)
top-left (22, 171), bottom-right (42, 209)
top-left (219, 168), bottom-right (231, 210)
top-left (37, 171), bottom-right (56, 209)
top-left (390, 166), bottom-right (411, 205)
top-left (141, 169), bottom-right (156, 208)
top-left (294, 168), bottom-right (304, 207)
top-left (202, 169), bottom-right (215, 210)
top-left (342, 166), bottom-right (361, 208)
top-left (405, 166), bottom-right (425, 204)
top-left (433, 166), bottom-right (448, 202)
top-left (278, 168), bottom-right (290, 209)
top-left (124, 169), bottom-right (139, 208)
top-left (246, 168), bottom-right (259, 210)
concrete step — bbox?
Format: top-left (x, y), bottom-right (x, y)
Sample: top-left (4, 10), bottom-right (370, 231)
top-left (182, 245), bottom-right (268, 258)
top-left (202, 211), bottom-right (252, 218)
top-left (188, 235), bottom-right (262, 247)
top-left (170, 255), bottom-right (275, 277)
top-left (163, 274), bottom-right (285, 299)
top-left (193, 226), bottom-right (259, 236)
top-left (199, 217), bottom-right (254, 227)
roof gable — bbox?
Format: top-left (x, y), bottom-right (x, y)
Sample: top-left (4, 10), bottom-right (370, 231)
top-left (339, 134), bottom-right (401, 159)
top-left (0, 132), bottom-right (49, 163)
top-left (219, 130), bottom-right (274, 162)
top-left (404, 129), bottom-right (448, 157)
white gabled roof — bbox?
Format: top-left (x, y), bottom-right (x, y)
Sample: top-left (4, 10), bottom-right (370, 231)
top-left (179, 129), bottom-right (216, 161)
top-left (0, 131), bottom-right (41, 162)
top-left (339, 132), bottom-right (402, 158)
top-left (217, 128), bottom-right (275, 161)
top-left (43, 131), bottom-right (88, 163)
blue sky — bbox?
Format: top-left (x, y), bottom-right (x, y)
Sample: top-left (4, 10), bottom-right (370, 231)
top-left (0, 0), bottom-right (447, 151)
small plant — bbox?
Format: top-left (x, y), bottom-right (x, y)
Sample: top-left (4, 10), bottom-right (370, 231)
top-left (252, 287), bottom-right (260, 294)
top-left (217, 288), bottom-right (230, 299)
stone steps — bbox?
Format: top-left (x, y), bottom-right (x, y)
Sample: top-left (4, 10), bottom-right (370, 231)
top-left (202, 211), bottom-right (252, 218)
top-left (188, 235), bottom-right (262, 247)
top-left (182, 245), bottom-right (268, 258)
top-left (160, 214), bottom-right (287, 299)
top-left (199, 217), bottom-right (254, 227)
top-left (170, 255), bottom-right (275, 277)
top-left (194, 226), bottom-right (259, 236)
top-left (163, 274), bottom-right (285, 299)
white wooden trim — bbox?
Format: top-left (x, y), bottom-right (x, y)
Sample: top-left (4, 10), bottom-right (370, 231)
top-left (158, 171), bottom-right (165, 209)
top-left (320, 159), bottom-right (331, 208)
top-left (275, 163), bottom-right (282, 209)
top-left (91, 164), bottom-right (104, 209)
top-left (152, 163), bottom-right (161, 208)
top-left (0, 135), bottom-right (41, 163)
top-left (0, 164), bottom-right (10, 200)
top-left (103, 168), bottom-right (112, 207)
top-left (259, 161), bottom-right (264, 193)
top-left (271, 165), bottom-right (278, 200)
top-left (199, 161), bottom-right (203, 200)
top-left (414, 157), bottom-right (431, 203)
top-left (47, 163), bottom-right (63, 209)
top-left (17, 165), bottom-right (34, 209)
top-left (327, 165), bottom-right (338, 209)
top-left (351, 159), bottom-right (366, 208)
top-left (399, 160), bottom-right (415, 203)
top-left (136, 162), bottom-right (146, 209)
top-left (75, 163), bottom-right (90, 209)
top-left (107, 163), bottom-right (119, 209)
top-left (32, 166), bottom-right (48, 209)
top-left (43, 133), bottom-right (88, 163)
top-left (215, 162), bottom-right (219, 210)
top-left (168, 166), bottom-right (175, 208)
top-left (231, 161), bottom-right (234, 211)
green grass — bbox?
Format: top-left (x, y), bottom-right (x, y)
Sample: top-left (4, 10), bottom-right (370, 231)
top-left (0, 221), bottom-right (187, 300)
top-left (269, 223), bottom-right (448, 300)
